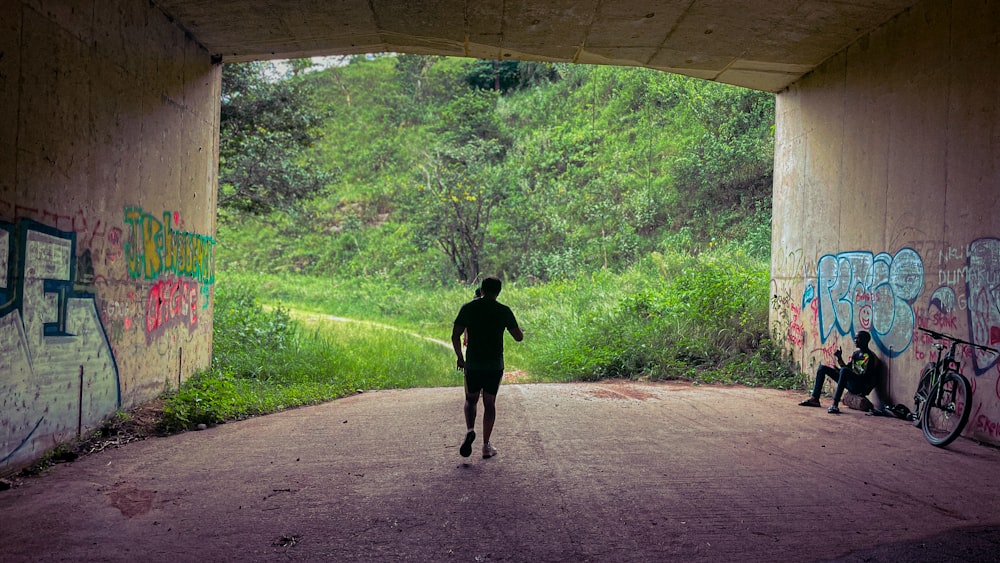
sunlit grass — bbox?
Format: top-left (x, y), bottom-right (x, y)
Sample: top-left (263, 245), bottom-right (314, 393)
top-left (289, 314), bottom-right (457, 389)
top-left (161, 282), bottom-right (459, 431)
top-left (165, 244), bottom-right (800, 430)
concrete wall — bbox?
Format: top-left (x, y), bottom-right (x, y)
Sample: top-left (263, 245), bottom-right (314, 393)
top-left (0, 0), bottom-right (219, 474)
top-left (772, 0), bottom-right (1000, 443)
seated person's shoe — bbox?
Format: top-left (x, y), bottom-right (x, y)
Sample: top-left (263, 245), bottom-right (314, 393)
top-left (798, 397), bottom-right (821, 407)
top-left (827, 405), bottom-right (841, 414)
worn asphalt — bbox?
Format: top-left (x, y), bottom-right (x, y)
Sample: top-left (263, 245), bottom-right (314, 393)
top-left (2, 381), bottom-right (999, 562)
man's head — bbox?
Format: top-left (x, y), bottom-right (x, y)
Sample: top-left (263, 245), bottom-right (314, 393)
top-left (855, 331), bottom-right (872, 349)
top-left (480, 277), bottom-right (502, 298)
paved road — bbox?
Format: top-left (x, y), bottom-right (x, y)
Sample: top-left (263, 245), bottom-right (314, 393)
top-left (2, 381), bottom-right (999, 562)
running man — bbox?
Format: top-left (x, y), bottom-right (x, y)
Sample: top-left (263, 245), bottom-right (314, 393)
top-left (451, 277), bottom-right (523, 459)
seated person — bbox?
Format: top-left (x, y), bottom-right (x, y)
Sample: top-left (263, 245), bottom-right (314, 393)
top-left (799, 330), bottom-right (880, 414)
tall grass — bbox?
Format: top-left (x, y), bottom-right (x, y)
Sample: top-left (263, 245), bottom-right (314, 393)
top-left (161, 281), bottom-right (455, 431)
top-left (165, 244), bottom-right (799, 430)
top-left (515, 246), bottom-right (797, 387)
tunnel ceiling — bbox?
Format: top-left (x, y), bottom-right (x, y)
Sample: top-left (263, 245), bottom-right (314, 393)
top-left (152, 0), bottom-right (920, 92)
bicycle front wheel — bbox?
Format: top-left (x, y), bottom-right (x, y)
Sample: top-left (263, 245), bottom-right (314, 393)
top-left (921, 371), bottom-right (972, 447)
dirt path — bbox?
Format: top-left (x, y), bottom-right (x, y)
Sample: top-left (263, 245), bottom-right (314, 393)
top-left (2, 381), bottom-right (999, 562)
top-left (287, 308), bottom-right (454, 349)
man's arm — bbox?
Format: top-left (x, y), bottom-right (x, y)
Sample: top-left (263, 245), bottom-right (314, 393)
top-left (507, 310), bottom-right (524, 341)
top-left (509, 325), bottom-right (524, 342)
top-left (451, 323), bottom-right (466, 369)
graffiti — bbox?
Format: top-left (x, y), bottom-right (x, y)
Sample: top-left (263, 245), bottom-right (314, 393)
top-left (0, 220), bottom-right (120, 470)
top-left (965, 238), bottom-right (1000, 374)
top-left (783, 237), bottom-right (1000, 445)
top-left (920, 238), bottom-right (1000, 375)
top-left (0, 201), bottom-right (128, 272)
top-left (772, 247), bottom-right (806, 278)
top-left (971, 403), bottom-right (1000, 441)
top-left (786, 304), bottom-right (805, 347)
top-left (814, 338), bottom-right (840, 363)
top-left (805, 248), bottom-right (923, 357)
top-left (101, 291), bottom-right (142, 342)
top-left (123, 207), bottom-right (216, 285)
top-left (145, 277), bottom-right (200, 342)
top-left (106, 227), bottom-right (123, 263)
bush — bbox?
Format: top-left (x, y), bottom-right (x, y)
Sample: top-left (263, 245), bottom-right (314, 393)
top-left (211, 281), bottom-right (297, 379)
top-left (519, 247), bottom-right (798, 387)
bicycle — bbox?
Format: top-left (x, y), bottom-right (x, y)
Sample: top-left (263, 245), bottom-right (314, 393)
top-left (912, 327), bottom-right (999, 447)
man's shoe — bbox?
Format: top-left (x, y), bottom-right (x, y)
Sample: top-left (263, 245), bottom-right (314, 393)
top-left (460, 431), bottom-right (476, 458)
top-left (798, 397), bottom-right (821, 407)
top-left (482, 443), bottom-right (497, 459)
top-left (828, 405), bottom-right (841, 414)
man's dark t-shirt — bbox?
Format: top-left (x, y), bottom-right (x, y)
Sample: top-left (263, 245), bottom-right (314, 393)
top-left (454, 298), bottom-right (520, 371)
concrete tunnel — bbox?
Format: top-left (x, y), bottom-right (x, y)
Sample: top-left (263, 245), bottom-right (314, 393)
top-left (1, 0), bottom-right (998, 473)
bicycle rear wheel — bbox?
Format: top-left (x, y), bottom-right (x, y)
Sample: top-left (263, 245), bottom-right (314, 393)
top-left (921, 371), bottom-right (972, 447)
top-left (912, 363), bottom-right (934, 427)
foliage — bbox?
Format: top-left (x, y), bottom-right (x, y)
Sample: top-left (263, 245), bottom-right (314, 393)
top-left (510, 246), bottom-right (798, 387)
top-left (464, 60), bottom-right (560, 93)
top-left (222, 245), bottom-right (801, 392)
top-left (218, 61), bottom-right (333, 215)
top-left (405, 137), bottom-right (509, 282)
top-left (161, 280), bottom-right (454, 431)
top-left (216, 56), bottom-right (776, 285)
top-left (209, 281), bottom-right (296, 378)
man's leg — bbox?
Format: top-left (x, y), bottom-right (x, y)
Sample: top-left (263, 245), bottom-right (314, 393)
top-left (801, 365), bottom-right (839, 406)
top-left (481, 392), bottom-right (496, 447)
top-left (816, 365), bottom-right (841, 396)
top-left (829, 367), bottom-right (853, 413)
top-left (833, 368), bottom-right (854, 403)
top-left (480, 371), bottom-right (503, 458)
top-left (460, 376), bottom-right (480, 457)
top-left (464, 390), bottom-right (480, 431)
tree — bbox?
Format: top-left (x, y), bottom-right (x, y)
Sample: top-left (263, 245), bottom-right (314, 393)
top-left (218, 61), bottom-right (332, 215)
top-left (407, 138), bottom-right (507, 282)
top-left (465, 60), bottom-right (560, 93)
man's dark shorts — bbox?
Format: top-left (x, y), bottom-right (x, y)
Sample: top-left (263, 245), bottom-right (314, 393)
top-left (465, 369), bottom-right (503, 395)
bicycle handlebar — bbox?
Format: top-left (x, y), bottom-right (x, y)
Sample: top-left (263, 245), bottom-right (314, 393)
top-left (918, 326), bottom-right (1000, 354)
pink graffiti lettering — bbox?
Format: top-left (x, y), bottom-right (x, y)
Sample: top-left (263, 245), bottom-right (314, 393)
top-left (787, 304), bottom-right (805, 347)
top-left (145, 278), bottom-right (199, 340)
top-left (106, 227), bottom-right (123, 263)
top-left (931, 312), bottom-right (958, 330)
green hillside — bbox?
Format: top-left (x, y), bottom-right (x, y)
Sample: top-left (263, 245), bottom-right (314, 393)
top-left (215, 55), bottom-right (775, 286)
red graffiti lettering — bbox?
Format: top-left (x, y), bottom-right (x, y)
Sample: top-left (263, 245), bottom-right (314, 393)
top-left (145, 278), bottom-right (199, 340)
top-left (787, 304), bottom-right (805, 347)
top-left (972, 403), bottom-right (1000, 440)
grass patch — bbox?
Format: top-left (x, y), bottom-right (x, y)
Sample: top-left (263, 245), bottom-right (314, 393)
top-left (515, 247), bottom-right (799, 387)
top-left (161, 282), bottom-right (455, 432)
top-left (163, 245), bottom-right (801, 431)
